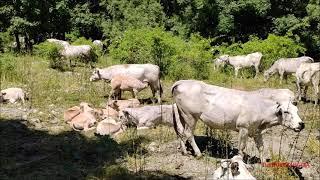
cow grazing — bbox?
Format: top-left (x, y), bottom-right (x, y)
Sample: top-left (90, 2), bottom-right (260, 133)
top-left (107, 99), bottom-right (140, 111)
top-left (295, 62), bottom-right (320, 105)
top-left (264, 56), bottom-right (314, 84)
top-left (110, 75), bottom-right (149, 100)
top-left (213, 155), bottom-right (256, 180)
top-left (89, 64), bottom-right (163, 103)
top-left (0, 88), bottom-right (26, 104)
top-left (96, 118), bottom-right (125, 136)
top-left (217, 52), bottom-right (262, 78)
top-left (120, 104), bottom-right (178, 129)
top-left (61, 44), bottom-right (94, 66)
top-left (171, 80), bottom-right (304, 161)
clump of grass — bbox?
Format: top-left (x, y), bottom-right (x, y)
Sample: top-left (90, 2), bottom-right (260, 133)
top-left (306, 135), bottom-right (320, 156)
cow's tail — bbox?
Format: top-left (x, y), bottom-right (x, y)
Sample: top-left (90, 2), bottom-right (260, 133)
top-left (158, 78), bottom-right (163, 97)
top-left (171, 84), bottom-right (185, 140)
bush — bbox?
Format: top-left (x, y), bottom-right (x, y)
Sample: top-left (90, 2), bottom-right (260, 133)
top-left (109, 27), bottom-right (212, 80)
top-left (213, 34), bottom-right (306, 71)
top-left (34, 42), bottom-right (66, 70)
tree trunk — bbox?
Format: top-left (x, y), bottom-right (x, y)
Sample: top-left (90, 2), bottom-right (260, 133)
top-left (14, 33), bottom-right (21, 52)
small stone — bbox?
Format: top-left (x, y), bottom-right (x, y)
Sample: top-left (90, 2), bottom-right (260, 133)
top-left (38, 111), bottom-right (44, 115)
top-left (148, 142), bottom-right (158, 152)
top-left (30, 118), bottom-right (40, 124)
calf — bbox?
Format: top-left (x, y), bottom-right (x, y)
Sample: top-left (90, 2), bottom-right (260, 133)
top-left (0, 88), bottom-right (26, 104)
top-left (121, 104), bottom-right (178, 129)
top-left (64, 102), bottom-right (97, 131)
top-left (110, 75), bottom-right (149, 100)
top-left (213, 155), bottom-right (256, 180)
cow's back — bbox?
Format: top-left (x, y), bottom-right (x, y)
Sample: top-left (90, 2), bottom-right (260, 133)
top-left (108, 64), bottom-right (159, 82)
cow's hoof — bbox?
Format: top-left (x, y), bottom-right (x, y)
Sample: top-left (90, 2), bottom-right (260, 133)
top-left (195, 154), bottom-right (203, 159)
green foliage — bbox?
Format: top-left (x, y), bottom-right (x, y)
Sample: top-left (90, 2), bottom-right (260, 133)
top-left (0, 31), bottom-right (12, 52)
top-left (109, 27), bottom-right (211, 80)
top-left (213, 34), bottom-right (306, 71)
top-left (0, 54), bottom-right (23, 82)
top-left (33, 42), bottom-right (66, 71)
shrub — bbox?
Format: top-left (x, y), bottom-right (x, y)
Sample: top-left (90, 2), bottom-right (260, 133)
top-left (109, 27), bottom-right (212, 80)
top-left (33, 42), bottom-right (66, 70)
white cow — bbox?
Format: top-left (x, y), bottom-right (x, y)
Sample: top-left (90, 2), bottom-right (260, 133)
top-left (61, 44), bottom-right (93, 65)
top-left (213, 155), bottom-right (256, 180)
top-left (0, 88), bottom-right (27, 104)
top-left (93, 40), bottom-right (104, 50)
top-left (47, 38), bottom-right (70, 47)
top-left (217, 52), bottom-right (262, 78)
top-left (120, 104), bottom-right (178, 129)
top-left (264, 56), bottom-right (314, 84)
top-left (295, 62), bottom-right (320, 105)
top-left (90, 64), bottom-right (163, 103)
top-left (171, 80), bottom-right (304, 161)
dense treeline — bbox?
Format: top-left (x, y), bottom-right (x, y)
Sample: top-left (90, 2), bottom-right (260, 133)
top-left (0, 0), bottom-right (319, 57)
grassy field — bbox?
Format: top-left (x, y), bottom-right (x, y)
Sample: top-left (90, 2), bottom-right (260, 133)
top-left (0, 54), bottom-right (319, 179)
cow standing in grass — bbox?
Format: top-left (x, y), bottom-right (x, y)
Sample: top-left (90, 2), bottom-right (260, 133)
top-left (171, 80), bottom-right (304, 162)
top-left (215, 52), bottom-right (262, 78)
top-left (264, 56), bottom-right (314, 84)
top-left (90, 64), bottom-right (163, 103)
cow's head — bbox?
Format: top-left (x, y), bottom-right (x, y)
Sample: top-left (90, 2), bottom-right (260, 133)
top-left (119, 109), bottom-right (138, 127)
top-left (263, 70), bottom-right (272, 82)
top-left (276, 101), bottom-right (304, 132)
top-left (218, 55), bottom-right (230, 62)
top-left (90, 68), bottom-right (108, 82)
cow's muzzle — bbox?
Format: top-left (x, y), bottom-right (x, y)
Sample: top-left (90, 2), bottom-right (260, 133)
top-left (294, 122), bottom-right (305, 132)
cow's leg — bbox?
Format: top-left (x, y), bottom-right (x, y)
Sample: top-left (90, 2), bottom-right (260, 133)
top-left (234, 67), bottom-right (240, 78)
top-left (254, 65), bottom-right (259, 78)
top-left (254, 134), bottom-right (264, 162)
top-left (132, 89), bottom-right (138, 99)
top-left (149, 84), bottom-right (157, 104)
top-left (238, 128), bottom-right (248, 157)
top-left (279, 71), bottom-right (284, 84)
top-left (312, 80), bottom-right (319, 106)
top-left (303, 86), bottom-right (308, 100)
top-left (295, 81), bottom-right (302, 101)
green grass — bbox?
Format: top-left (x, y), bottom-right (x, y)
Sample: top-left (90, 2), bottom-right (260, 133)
top-left (0, 53), bottom-right (319, 179)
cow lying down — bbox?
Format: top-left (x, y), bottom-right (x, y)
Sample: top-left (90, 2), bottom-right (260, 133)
top-left (95, 117), bottom-right (126, 136)
top-left (64, 102), bottom-right (97, 131)
top-left (213, 155), bottom-right (256, 180)
top-left (0, 88), bottom-right (27, 104)
top-left (120, 104), bottom-right (178, 129)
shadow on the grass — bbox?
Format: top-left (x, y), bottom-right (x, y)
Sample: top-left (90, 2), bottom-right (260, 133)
top-left (0, 118), bottom-right (188, 180)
